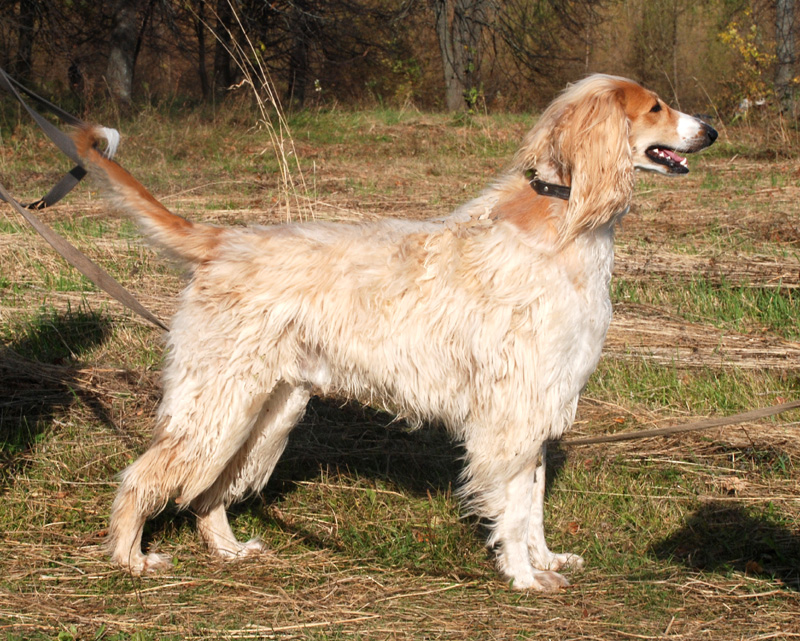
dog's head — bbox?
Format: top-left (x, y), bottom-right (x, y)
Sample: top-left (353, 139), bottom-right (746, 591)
top-left (621, 83), bottom-right (718, 176)
top-left (514, 75), bottom-right (717, 239)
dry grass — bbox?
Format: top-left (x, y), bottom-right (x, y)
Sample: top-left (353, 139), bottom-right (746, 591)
top-left (1, 109), bottom-right (799, 640)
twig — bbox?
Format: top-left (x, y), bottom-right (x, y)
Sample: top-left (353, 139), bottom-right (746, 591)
top-left (373, 581), bottom-right (473, 603)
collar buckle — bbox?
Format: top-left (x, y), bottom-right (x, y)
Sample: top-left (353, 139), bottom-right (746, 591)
top-left (525, 169), bottom-right (571, 201)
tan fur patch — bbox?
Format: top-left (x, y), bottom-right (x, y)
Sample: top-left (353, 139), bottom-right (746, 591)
top-left (492, 179), bottom-right (565, 239)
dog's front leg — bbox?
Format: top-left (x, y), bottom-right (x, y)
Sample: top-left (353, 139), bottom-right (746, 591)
top-left (491, 446), bottom-right (570, 591)
top-left (527, 442), bottom-right (585, 572)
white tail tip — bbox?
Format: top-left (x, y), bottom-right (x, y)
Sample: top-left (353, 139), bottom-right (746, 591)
top-left (98, 126), bottom-right (120, 159)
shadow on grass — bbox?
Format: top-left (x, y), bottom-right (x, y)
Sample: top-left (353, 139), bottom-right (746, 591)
top-left (253, 399), bottom-right (568, 573)
top-left (142, 395), bottom-right (569, 574)
top-left (142, 400), bottom-right (472, 569)
top-left (274, 399), bottom-right (463, 493)
top-left (0, 307), bottom-right (112, 488)
top-left (649, 501), bottom-right (800, 591)
top-left (273, 398), bottom-right (568, 497)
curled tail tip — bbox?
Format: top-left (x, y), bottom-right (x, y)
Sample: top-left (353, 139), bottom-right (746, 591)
top-left (73, 124), bottom-right (121, 161)
top-left (98, 126), bottom-right (120, 159)
top-left (72, 125), bottom-right (217, 265)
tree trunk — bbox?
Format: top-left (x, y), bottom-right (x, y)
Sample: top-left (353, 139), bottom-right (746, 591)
top-left (431, 0), bottom-right (485, 111)
top-left (454, 0), bottom-right (485, 108)
top-left (433, 0), bottom-right (463, 111)
top-left (286, 38), bottom-right (309, 106)
top-left (671, 0), bottom-right (679, 107)
top-left (776, 0), bottom-right (796, 112)
top-left (13, 0), bottom-right (37, 84)
top-left (213, 0), bottom-right (235, 94)
top-left (106, 0), bottom-right (141, 105)
top-left (196, 0), bottom-right (211, 100)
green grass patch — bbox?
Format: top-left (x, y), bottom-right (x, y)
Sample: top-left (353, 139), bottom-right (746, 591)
top-left (1, 303), bottom-right (109, 364)
top-left (614, 275), bottom-right (800, 339)
top-left (587, 357), bottom-right (798, 414)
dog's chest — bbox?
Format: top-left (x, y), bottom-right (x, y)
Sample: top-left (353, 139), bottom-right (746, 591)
top-left (550, 233), bottom-right (615, 389)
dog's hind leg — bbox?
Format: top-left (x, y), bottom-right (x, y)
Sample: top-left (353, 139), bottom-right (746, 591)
top-left (106, 426), bottom-right (193, 575)
top-left (191, 382), bottom-right (310, 559)
top-left (106, 441), bottom-right (176, 575)
top-left (107, 376), bottom-right (290, 574)
top-left (527, 442), bottom-right (584, 572)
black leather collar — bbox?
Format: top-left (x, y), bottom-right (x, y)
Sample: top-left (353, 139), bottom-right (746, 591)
top-left (525, 169), bottom-right (571, 201)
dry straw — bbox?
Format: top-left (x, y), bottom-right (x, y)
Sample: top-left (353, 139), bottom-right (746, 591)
top-left (196, 0), bottom-right (312, 222)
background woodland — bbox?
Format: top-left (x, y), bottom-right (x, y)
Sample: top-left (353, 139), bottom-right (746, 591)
top-left (0, 0), bottom-right (798, 119)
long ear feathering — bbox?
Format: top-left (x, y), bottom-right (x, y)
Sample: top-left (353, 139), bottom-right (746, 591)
top-left (514, 75), bottom-right (635, 243)
top-left (73, 125), bottom-right (221, 265)
top-left (559, 79), bottom-right (634, 239)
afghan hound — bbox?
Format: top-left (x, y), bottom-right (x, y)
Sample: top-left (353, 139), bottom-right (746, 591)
top-left (74, 74), bottom-right (717, 590)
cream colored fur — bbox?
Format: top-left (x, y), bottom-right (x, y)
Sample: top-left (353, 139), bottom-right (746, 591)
top-left (74, 74), bottom-right (716, 590)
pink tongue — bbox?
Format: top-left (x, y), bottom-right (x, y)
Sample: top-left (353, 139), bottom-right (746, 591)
top-left (661, 148), bottom-right (686, 163)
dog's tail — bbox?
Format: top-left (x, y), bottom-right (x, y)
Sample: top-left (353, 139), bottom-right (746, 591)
top-left (73, 125), bottom-right (220, 264)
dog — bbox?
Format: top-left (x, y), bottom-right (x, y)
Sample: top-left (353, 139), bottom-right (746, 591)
top-left (74, 74), bottom-right (717, 590)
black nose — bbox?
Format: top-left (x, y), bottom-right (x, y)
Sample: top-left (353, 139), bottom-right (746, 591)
top-left (693, 115), bottom-right (718, 144)
top-left (704, 122), bottom-right (718, 144)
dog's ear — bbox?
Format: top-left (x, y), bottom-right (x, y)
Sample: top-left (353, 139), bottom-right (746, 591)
top-left (556, 87), bottom-right (634, 241)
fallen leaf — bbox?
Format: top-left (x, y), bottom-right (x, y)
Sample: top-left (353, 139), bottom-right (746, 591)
top-left (745, 560), bottom-right (763, 574)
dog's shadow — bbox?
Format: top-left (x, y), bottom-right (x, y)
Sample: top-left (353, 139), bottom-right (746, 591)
top-left (270, 398), bottom-right (567, 496)
top-left (231, 399), bottom-right (568, 560)
top-left (0, 308), bottom-right (112, 488)
top-left (649, 501), bottom-right (800, 591)
top-left (273, 400), bottom-right (462, 494)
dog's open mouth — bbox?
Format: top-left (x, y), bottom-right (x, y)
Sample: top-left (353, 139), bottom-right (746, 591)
top-left (646, 146), bottom-right (689, 174)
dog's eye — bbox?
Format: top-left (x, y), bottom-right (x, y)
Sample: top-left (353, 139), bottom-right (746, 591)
top-left (650, 102), bottom-right (662, 113)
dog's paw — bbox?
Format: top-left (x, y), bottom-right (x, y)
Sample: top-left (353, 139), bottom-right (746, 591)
top-left (555, 552), bottom-right (585, 571)
top-left (214, 537), bottom-right (265, 560)
top-left (114, 551), bottom-right (172, 576)
top-left (531, 570), bottom-right (570, 592)
top-left (239, 537), bottom-right (266, 557)
top-left (534, 551), bottom-right (585, 572)
top-left (500, 556), bottom-right (571, 592)
top-left (509, 569), bottom-right (570, 592)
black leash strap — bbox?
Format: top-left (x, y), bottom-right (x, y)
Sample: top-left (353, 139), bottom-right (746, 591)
top-left (27, 165), bottom-right (87, 210)
top-left (0, 66), bottom-right (86, 208)
top-left (0, 67), bottom-right (168, 331)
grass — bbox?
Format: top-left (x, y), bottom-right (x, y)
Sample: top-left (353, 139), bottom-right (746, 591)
top-left (1, 106), bottom-right (799, 639)
top-left (613, 275), bottom-right (800, 339)
top-left (587, 358), bottom-right (796, 414)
